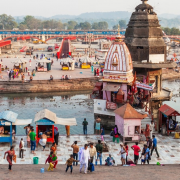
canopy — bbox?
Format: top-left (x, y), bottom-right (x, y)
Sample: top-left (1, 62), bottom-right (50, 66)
top-left (11, 59), bottom-right (28, 65)
top-left (60, 57), bottom-right (74, 63)
top-left (36, 59), bottom-right (52, 63)
top-left (34, 109), bottom-right (57, 123)
top-left (80, 56), bottom-right (94, 63)
top-left (102, 84), bottom-right (120, 92)
top-left (56, 118), bottom-right (77, 126)
top-left (13, 119), bottom-right (33, 125)
top-left (0, 111), bottom-right (18, 123)
top-left (159, 104), bottom-right (180, 116)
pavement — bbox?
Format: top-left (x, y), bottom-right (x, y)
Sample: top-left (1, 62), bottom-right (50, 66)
top-left (0, 41), bottom-right (101, 81)
top-left (0, 134), bottom-right (180, 165)
top-left (0, 164), bottom-right (180, 180)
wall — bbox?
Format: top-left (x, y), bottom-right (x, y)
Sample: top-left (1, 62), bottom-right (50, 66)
top-left (115, 114), bottom-right (124, 135)
top-left (0, 78), bottom-right (98, 94)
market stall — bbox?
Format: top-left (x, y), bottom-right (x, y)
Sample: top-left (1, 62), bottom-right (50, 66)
top-left (80, 56), bottom-right (94, 69)
top-left (34, 109), bottom-right (77, 144)
top-left (36, 59), bottom-right (51, 72)
top-left (11, 59), bottom-right (28, 74)
top-left (159, 104), bottom-right (180, 135)
top-left (60, 57), bottom-right (75, 71)
top-left (0, 111), bottom-right (32, 145)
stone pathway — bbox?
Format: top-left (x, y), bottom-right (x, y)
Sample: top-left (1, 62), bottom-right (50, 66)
top-left (0, 134), bottom-right (180, 165)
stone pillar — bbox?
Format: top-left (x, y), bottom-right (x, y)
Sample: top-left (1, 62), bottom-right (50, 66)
top-left (41, 35), bottom-right (45, 41)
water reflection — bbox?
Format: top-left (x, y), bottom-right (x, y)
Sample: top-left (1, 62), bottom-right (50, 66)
top-left (0, 91), bottom-right (94, 135)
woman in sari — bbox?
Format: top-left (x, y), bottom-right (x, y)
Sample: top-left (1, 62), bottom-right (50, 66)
top-left (4, 146), bottom-right (16, 171)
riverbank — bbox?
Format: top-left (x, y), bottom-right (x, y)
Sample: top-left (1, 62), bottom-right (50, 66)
top-left (0, 77), bottom-right (99, 93)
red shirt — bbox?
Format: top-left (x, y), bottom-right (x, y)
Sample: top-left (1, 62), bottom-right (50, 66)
top-left (132, 145), bottom-right (140, 156)
top-left (125, 145), bottom-right (129, 156)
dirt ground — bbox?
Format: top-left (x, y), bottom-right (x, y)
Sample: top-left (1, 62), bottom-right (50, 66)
top-left (0, 164), bottom-right (180, 180)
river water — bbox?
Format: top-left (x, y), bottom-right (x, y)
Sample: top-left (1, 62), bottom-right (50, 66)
top-left (0, 80), bottom-right (179, 136)
top-left (0, 91), bottom-right (94, 135)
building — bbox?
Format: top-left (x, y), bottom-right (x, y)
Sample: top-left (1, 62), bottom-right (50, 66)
top-left (125, 0), bottom-right (177, 128)
top-left (94, 30), bottom-right (135, 128)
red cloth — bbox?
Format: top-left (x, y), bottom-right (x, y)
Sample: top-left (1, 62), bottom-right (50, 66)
top-left (131, 145), bottom-right (140, 156)
top-left (5, 150), bottom-right (15, 165)
top-left (114, 134), bottom-right (119, 138)
top-left (54, 127), bottom-right (58, 131)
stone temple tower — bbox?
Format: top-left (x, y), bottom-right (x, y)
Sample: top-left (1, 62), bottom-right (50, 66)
top-left (125, 0), bottom-right (166, 63)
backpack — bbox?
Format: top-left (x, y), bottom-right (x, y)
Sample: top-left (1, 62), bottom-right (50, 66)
top-left (110, 131), bottom-right (114, 136)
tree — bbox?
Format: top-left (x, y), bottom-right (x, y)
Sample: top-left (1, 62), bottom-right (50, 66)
top-left (20, 15), bottom-right (41, 30)
top-left (19, 24), bottom-right (28, 30)
top-left (0, 14), bottom-right (17, 30)
top-left (92, 22), bottom-right (99, 29)
top-left (113, 25), bottom-right (118, 30)
top-left (67, 21), bottom-right (78, 30)
top-left (119, 20), bottom-right (126, 29)
top-left (98, 21), bottom-right (108, 30)
top-left (79, 22), bottom-right (91, 30)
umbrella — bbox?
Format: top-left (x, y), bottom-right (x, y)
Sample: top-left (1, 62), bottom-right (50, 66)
top-left (80, 56), bottom-right (94, 63)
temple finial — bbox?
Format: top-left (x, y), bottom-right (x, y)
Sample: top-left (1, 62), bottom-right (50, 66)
top-left (141, 0), bottom-right (148, 4)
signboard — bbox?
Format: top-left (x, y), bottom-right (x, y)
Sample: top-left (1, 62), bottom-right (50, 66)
top-left (106, 101), bottom-right (117, 110)
top-left (136, 82), bottom-right (154, 91)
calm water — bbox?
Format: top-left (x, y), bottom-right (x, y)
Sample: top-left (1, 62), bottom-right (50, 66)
top-left (0, 80), bottom-right (179, 136)
top-left (0, 91), bottom-right (94, 135)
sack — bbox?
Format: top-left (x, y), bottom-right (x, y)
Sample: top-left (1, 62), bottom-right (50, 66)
top-left (90, 163), bottom-right (95, 172)
top-left (13, 155), bottom-right (16, 163)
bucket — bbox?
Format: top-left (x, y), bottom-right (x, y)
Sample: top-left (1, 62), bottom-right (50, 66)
top-left (33, 157), bottom-right (39, 164)
top-left (40, 168), bottom-right (44, 173)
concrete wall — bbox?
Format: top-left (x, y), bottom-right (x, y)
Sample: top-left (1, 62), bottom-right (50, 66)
top-left (0, 78), bottom-right (98, 93)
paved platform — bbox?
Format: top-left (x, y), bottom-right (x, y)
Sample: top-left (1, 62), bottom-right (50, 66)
top-left (0, 164), bottom-right (180, 180)
top-left (0, 134), bottom-right (180, 165)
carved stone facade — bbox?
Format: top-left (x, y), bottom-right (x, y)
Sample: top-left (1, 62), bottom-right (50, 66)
top-left (125, 0), bottom-right (166, 63)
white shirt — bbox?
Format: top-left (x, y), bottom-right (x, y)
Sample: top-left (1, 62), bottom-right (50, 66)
top-left (149, 123), bottom-right (154, 131)
top-left (80, 148), bottom-right (90, 164)
top-left (21, 140), bottom-right (24, 149)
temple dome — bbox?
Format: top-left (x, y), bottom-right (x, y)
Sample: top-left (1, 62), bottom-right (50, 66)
top-left (103, 36), bottom-right (134, 83)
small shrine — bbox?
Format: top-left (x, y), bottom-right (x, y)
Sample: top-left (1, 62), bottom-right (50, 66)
top-left (114, 103), bottom-right (147, 142)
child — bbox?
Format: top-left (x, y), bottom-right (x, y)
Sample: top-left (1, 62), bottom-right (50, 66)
top-left (65, 154), bottom-right (79, 174)
top-left (45, 151), bottom-right (58, 169)
top-left (140, 153), bottom-right (145, 165)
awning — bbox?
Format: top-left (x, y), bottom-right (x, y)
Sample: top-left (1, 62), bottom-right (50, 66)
top-left (159, 104), bottom-right (180, 116)
top-left (34, 109), bottom-right (57, 123)
top-left (102, 84), bottom-right (120, 92)
top-left (13, 119), bottom-right (32, 125)
top-left (56, 118), bottom-right (77, 126)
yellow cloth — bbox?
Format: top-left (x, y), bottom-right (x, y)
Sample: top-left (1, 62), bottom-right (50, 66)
top-left (48, 163), bottom-right (54, 171)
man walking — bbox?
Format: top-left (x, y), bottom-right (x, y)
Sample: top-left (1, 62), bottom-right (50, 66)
top-left (131, 142), bottom-right (141, 164)
top-left (89, 142), bottom-right (97, 163)
top-left (80, 144), bottom-right (90, 174)
top-left (19, 138), bottom-right (24, 159)
top-left (95, 140), bottom-right (103, 165)
top-left (29, 128), bottom-right (36, 154)
top-left (71, 141), bottom-right (79, 166)
top-left (82, 118), bottom-right (88, 135)
top-left (151, 135), bottom-right (159, 158)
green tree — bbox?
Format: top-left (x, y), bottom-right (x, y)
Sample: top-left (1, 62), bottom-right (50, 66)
top-left (20, 15), bottom-right (41, 29)
top-left (67, 21), bottom-right (78, 30)
top-left (79, 22), bottom-right (91, 30)
top-left (92, 22), bottom-right (99, 29)
top-left (0, 14), bottom-right (17, 30)
top-left (98, 21), bottom-right (108, 30)
top-left (119, 20), bottom-right (126, 29)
